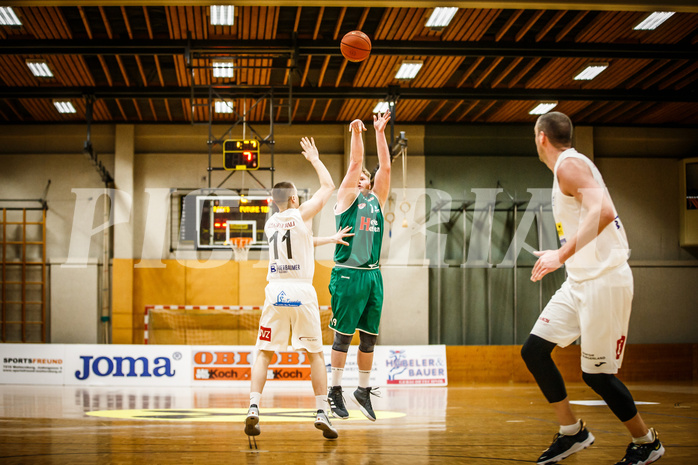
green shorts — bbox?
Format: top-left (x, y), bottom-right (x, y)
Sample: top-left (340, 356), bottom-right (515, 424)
top-left (328, 266), bottom-right (384, 336)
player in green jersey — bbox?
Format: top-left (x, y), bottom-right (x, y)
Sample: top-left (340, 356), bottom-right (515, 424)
top-left (327, 111), bottom-right (391, 421)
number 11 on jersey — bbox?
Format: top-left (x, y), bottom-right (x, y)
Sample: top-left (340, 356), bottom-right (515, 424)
top-left (269, 230), bottom-right (292, 259)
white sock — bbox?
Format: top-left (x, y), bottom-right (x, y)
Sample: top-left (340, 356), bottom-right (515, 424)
top-left (633, 429), bottom-right (655, 444)
top-left (250, 391), bottom-right (261, 407)
top-left (559, 420), bottom-right (581, 436)
top-left (316, 395), bottom-right (328, 412)
top-left (331, 367), bottom-right (344, 387)
top-left (358, 370), bottom-right (371, 388)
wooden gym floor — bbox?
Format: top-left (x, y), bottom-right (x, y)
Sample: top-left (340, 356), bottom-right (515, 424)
top-left (0, 382), bottom-right (696, 464)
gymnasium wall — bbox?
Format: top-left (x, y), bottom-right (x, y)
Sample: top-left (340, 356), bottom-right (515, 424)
top-left (1, 122), bottom-right (697, 346)
top-left (424, 124), bottom-right (698, 345)
top-left (0, 122), bottom-right (429, 345)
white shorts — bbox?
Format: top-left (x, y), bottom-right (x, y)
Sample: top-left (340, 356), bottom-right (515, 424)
top-left (256, 281), bottom-right (323, 353)
top-left (531, 263), bottom-right (633, 374)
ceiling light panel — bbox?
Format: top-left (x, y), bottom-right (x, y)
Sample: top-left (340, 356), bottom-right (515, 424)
top-left (212, 61), bottom-right (234, 78)
top-left (373, 102), bottom-right (390, 114)
top-left (395, 61), bottom-right (423, 80)
top-left (215, 100), bottom-right (234, 113)
top-left (634, 12), bottom-right (675, 30)
top-left (210, 5), bottom-right (235, 26)
top-left (26, 60), bottom-right (53, 78)
top-left (529, 101), bottom-right (558, 115)
top-left (426, 7), bottom-right (458, 28)
top-left (54, 100), bottom-right (76, 114)
top-left (0, 7), bottom-right (21, 26)
top-left (573, 63), bottom-right (608, 81)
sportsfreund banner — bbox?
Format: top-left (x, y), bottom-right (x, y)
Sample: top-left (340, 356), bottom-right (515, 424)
top-left (0, 344), bottom-right (446, 387)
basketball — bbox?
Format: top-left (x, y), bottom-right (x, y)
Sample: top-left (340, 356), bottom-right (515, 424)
top-left (340, 30), bottom-right (371, 62)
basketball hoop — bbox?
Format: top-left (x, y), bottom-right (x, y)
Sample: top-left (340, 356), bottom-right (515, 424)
top-left (230, 237), bottom-right (253, 262)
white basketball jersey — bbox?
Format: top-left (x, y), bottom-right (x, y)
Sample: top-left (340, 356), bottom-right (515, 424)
top-left (264, 208), bottom-right (314, 282)
top-left (552, 148), bottom-right (630, 281)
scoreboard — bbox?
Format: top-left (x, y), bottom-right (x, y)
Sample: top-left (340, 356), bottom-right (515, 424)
top-left (196, 195), bottom-right (271, 249)
top-left (223, 139), bottom-right (259, 170)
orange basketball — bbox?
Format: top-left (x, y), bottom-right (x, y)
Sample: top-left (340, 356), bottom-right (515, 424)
top-left (340, 30), bottom-right (371, 62)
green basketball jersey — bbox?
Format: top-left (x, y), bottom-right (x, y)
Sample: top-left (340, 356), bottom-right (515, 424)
top-left (333, 192), bottom-right (384, 268)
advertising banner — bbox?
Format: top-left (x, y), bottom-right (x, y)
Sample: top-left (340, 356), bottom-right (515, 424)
top-left (0, 344), bottom-right (66, 385)
top-left (374, 345), bottom-right (448, 386)
top-left (191, 346), bottom-right (313, 386)
top-left (0, 344), bottom-right (446, 387)
top-left (63, 344), bottom-right (191, 386)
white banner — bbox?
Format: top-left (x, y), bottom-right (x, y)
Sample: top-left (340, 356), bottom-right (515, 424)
top-left (0, 344), bottom-right (446, 387)
top-left (0, 344), bottom-right (66, 385)
top-left (63, 345), bottom-right (191, 386)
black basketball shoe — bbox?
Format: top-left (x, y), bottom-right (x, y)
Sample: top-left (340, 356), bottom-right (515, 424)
top-left (537, 420), bottom-right (595, 464)
top-left (327, 386), bottom-right (349, 419)
top-left (350, 386), bottom-right (380, 421)
top-left (615, 429), bottom-right (665, 465)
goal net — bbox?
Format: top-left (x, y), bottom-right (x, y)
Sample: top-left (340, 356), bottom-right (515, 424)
top-left (144, 305), bottom-right (335, 345)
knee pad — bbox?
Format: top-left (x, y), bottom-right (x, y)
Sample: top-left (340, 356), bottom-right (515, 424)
top-left (521, 335), bottom-right (567, 404)
top-left (358, 332), bottom-right (378, 353)
top-left (332, 333), bottom-right (353, 353)
top-left (521, 334), bottom-right (557, 367)
top-left (582, 373), bottom-right (637, 422)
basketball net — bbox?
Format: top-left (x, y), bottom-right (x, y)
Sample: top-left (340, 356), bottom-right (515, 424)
top-left (230, 237), bottom-right (253, 262)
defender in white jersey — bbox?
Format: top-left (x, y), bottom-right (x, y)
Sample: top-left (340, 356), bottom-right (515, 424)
top-left (521, 112), bottom-right (664, 465)
top-left (245, 137), bottom-right (352, 443)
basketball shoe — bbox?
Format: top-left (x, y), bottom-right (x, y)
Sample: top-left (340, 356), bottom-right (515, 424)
top-left (327, 386), bottom-right (349, 418)
top-left (314, 410), bottom-right (339, 439)
top-left (615, 429), bottom-right (664, 465)
top-left (350, 386), bottom-right (380, 421)
top-left (244, 404), bottom-right (260, 436)
top-left (536, 420), bottom-right (595, 464)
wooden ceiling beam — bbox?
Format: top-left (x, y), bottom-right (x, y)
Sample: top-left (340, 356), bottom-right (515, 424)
top-left (121, 6), bottom-right (133, 39)
top-left (143, 6), bottom-right (153, 39)
top-left (495, 10), bottom-right (523, 42)
top-left (77, 6), bottom-right (92, 40)
top-left (3, 2), bottom-right (698, 14)
top-left (474, 57), bottom-right (503, 88)
top-left (515, 10), bottom-right (544, 42)
top-left (536, 10), bottom-right (566, 42)
top-left (97, 55), bottom-right (113, 86)
top-left (333, 7), bottom-right (346, 40)
top-left (154, 55), bottom-right (165, 87)
top-left (98, 6), bottom-right (113, 39)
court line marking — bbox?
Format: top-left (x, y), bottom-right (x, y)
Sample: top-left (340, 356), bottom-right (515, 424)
top-left (86, 408), bottom-right (406, 422)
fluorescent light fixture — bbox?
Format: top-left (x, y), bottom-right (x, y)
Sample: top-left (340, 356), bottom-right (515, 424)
top-left (373, 101), bottom-right (390, 114)
top-left (54, 100), bottom-right (76, 114)
top-left (0, 7), bottom-right (21, 26)
top-left (214, 100), bottom-right (234, 113)
top-left (210, 5), bottom-right (235, 26)
top-left (426, 7), bottom-right (458, 28)
top-left (212, 60), bottom-right (234, 78)
top-left (529, 101), bottom-right (558, 115)
top-left (395, 60), bottom-right (423, 80)
top-left (634, 12), bottom-right (674, 30)
top-left (573, 62), bottom-right (608, 81)
top-left (26, 60), bottom-right (54, 78)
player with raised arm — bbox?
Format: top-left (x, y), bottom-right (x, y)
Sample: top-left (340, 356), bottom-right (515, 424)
top-left (327, 111), bottom-right (391, 421)
top-left (244, 137), bottom-right (352, 442)
top-left (521, 112), bottom-right (664, 465)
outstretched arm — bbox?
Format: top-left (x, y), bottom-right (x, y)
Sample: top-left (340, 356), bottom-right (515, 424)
top-left (336, 119), bottom-right (367, 212)
top-left (531, 158), bottom-right (616, 282)
top-left (371, 111), bottom-right (392, 208)
top-left (298, 137), bottom-right (335, 223)
top-left (313, 226), bottom-right (354, 247)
